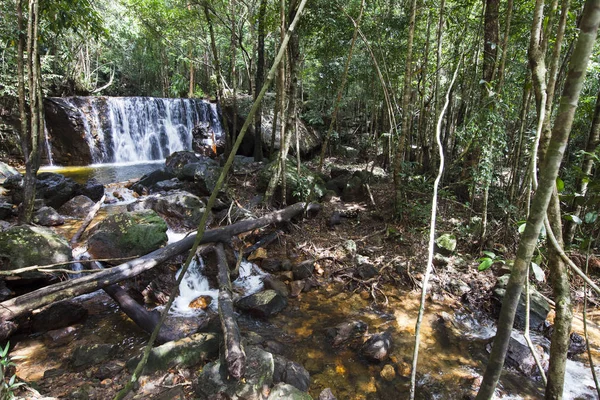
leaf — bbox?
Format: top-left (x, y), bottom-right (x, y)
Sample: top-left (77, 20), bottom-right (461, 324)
top-left (478, 258), bottom-right (494, 271)
top-left (556, 177), bottom-right (565, 193)
top-left (585, 211), bottom-right (598, 224)
top-left (565, 214), bottom-right (583, 225)
top-left (518, 222), bottom-right (526, 234)
top-left (482, 251), bottom-right (496, 259)
top-left (531, 262), bottom-right (545, 282)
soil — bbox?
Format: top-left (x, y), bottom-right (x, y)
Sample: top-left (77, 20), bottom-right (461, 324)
top-left (5, 157), bottom-right (600, 400)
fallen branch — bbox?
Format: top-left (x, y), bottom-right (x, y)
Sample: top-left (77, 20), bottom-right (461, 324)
top-left (0, 256), bottom-right (136, 276)
top-left (70, 194), bottom-right (106, 245)
top-left (215, 243), bottom-right (246, 379)
top-left (0, 202), bottom-right (320, 323)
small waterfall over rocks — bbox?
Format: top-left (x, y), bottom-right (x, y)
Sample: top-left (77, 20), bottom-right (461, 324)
top-left (44, 96), bottom-right (223, 166)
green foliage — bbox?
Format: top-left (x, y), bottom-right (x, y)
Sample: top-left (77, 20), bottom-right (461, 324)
top-left (477, 251), bottom-right (505, 272)
top-left (0, 342), bottom-right (25, 400)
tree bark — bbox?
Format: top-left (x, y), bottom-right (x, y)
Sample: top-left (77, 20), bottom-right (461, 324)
top-left (483, 0), bottom-right (500, 85)
top-left (215, 243), bottom-right (246, 380)
top-left (0, 202), bottom-right (320, 325)
top-left (253, 0), bottom-right (267, 162)
top-left (476, 1), bottom-right (600, 398)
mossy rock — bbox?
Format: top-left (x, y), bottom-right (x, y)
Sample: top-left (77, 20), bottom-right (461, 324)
top-left (435, 233), bottom-right (457, 255)
top-left (0, 225), bottom-right (72, 278)
top-left (87, 210), bottom-right (168, 262)
top-left (257, 159), bottom-right (326, 203)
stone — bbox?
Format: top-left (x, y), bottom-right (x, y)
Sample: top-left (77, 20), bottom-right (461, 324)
top-left (165, 151), bottom-right (204, 176)
top-left (46, 326), bottom-right (78, 346)
top-left (360, 331), bottom-right (393, 362)
top-left (32, 301), bottom-right (88, 333)
top-left (58, 195), bottom-right (95, 218)
top-left (341, 175), bottom-right (365, 202)
top-left (263, 275), bottom-right (290, 298)
top-left (33, 206), bottom-right (65, 226)
top-left (189, 295), bottom-right (213, 310)
top-left (492, 274), bottom-right (550, 330)
top-left (325, 175), bottom-right (349, 196)
top-left (78, 179), bottom-right (104, 202)
top-left (71, 344), bottom-right (118, 368)
top-left (447, 278), bottom-right (471, 297)
top-left (35, 172), bottom-right (81, 209)
top-left (290, 280), bottom-right (306, 297)
top-left (195, 346), bottom-right (274, 400)
top-left (435, 233), bottom-right (457, 255)
top-left (236, 289), bottom-right (288, 317)
top-left (318, 388), bottom-right (337, 400)
top-left (433, 253), bottom-right (450, 267)
top-left (131, 168), bottom-right (176, 195)
top-left (380, 364), bottom-right (396, 381)
top-left (355, 263), bottom-right (378, 280)
top-left (0, 201), bottom-right (14, 220)
top-left (0, 161), bottom-right (19, 184)
top-left (127, 190), bottom-right (207, 229)
top-left (0, 225), bottom-right (72, 278)
top-left (127, 333), bottom-right (219, 373)
top-left (339, 145), bottom-right (359, 159)
top-left (87, 210), bottom-right (168, 262)
top-left (503, 335), bottom-right (548, 377)
top-left (273, 354), bottom-right (310, 392)
top-left (267, 383), bottom-right (313, 400)
top-left (261, 258), bottom-right (283, 273)
top-left (326, 320), bottom-right (368, 348)
top-left (292, 260), bottom-right (315, 280)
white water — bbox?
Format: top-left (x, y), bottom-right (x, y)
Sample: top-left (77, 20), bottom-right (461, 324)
top-left (170, 257), bottom-right (266, 317)
top-left (43, 125), bottom-right (54, 166)
top-left (48, 96), bottom-right (223, 164)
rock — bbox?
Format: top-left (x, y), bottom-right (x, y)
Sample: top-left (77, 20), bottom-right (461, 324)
top-left (58, 195), bottom-right (95, 218)
top-left (339, 145), bottom-right (359, 159)
top-left (261, 258), bottom-right (283, 273)
top-left (568, 331), bottom-right (586, 358)
top-left (504, 335), bottom-right (548, 377)
top-left (447, 278), bottom-right (471, 297)
top-left (292, 260), bottom-right (315, 280)
top-left (46, 326), bottom-right (78, 346)
top-left (318, 388), bottom-right (337, 400)
top-left (325, 175), bottom-right (348, 196)
top-left (289, 280), bottom-right (306, 297)
top-left (433, 253), bottom-right (451, 267)
top-left (273, 354), bottom-right (310, 392)
top-left (493, 275), bottom-right (550, 330)
top-left (165, 151), bottom-right (204, 176)
top-left (327, 320), bottom-right (368, 348)
top-left (0, 201), bottom-right (14, 220)
top-left (127, 190), bottom-right (207, 229)
top-left (341, 175), bottom-right (365, 202)
top-left (263, 275), bottom-right (290, 298)
top-left (0, 225), bottom-right (72, 278)
top-left (380, 364), bottom-right (396, 381)
top-left (131, 168), bottom-right (176, 195)
top-left (0, 161), bottom-right (19, 184)
top-left (87, 210), bottom-right (168, 262)
top-left (236, 289), bottom-right (288, 317)
top-left (360, 331), bottom-right (393, 362)
top-left (71, 344), bottom-right (118, 368)
top-left (189, 295), bottom-right (213, 310)
top-left (78, 179), bottom-right (104, 202)
top-left (355, 256), bottom-right (377, 280)
top-left (0, 279), bottom-right (12, 301)
top-left (267, 383), bottom-right (313, 400)
top-left (31, 300), bottom-right (88, 333)
top-left (127, 333), bottom-right (219, 373)
top-left (435, 233), bottom-right (457, 255)
top-left (151, 178), bottom-right (188, 192)
top-left (195, 346), bottom-right (274, 400)
top-left (35, 172), bottom-right (81, 209)
top-left (257, 159), bottom-right (326, 203)
top-left (33, 206), bottom-right (65, 226)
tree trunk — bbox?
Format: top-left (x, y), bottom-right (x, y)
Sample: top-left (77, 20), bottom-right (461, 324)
top-left (476, 2), bottom-right (600, 397)
top-left (483, 0), bottom-right (499, 85)
top-left (495, 0), bottom-right (513, 92)
top-left (254, 0), bottom-right (267, 162)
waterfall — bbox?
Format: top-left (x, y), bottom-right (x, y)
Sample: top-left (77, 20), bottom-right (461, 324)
top-left (43, 125), bottom-right (54, 166)
top-left (46, 96), bottom-right (224, 165)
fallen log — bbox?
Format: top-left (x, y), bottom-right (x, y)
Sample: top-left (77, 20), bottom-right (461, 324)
top-left (70, 194), bottom-right (106, 245)
top-left (215, 243), bottom-right (246, 379)
top-left (0, 202), bottom-right (319, 323)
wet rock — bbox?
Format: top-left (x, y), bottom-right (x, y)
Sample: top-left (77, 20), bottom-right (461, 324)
top-left (263, 275), bottom-right (289, 298)
top-left (273, 354), bottom-right (310, 392)
top-left (71, 344), bottom-right (118, 368)
top-left (0, 225), bottom-right (72, 278)
top-left (127, 190), bottom-right (207, 229)
top-left (35, 172), bottom-right (81, 209)
top-left (293, 260), bottom-right (315, 280)
top-left (355, 257), bottom-right (378, 280)
top-left (0, 161), bottom-right (19, 183)
top-left (290, 280), bottom-right (306, 297)
top-left (165, 151), bottom-right (204, 176)
top-left (87, 210), bottom-right (168, 262)
top-left (195, 345), bottom-right (274, 400)
top-left (131, 168), bottom-right (176, 195)
top-left (78, 178), bottom-right (104, 202)
top-left (267, 383), bottom-right (312, 400)
top-left (257, 160), bottom-right (326, 203)
top-left (32, 300), bottom-right (88, 333)
top-left (492, 274), bottom-right (550, 331)
top-left (0, 279), bottom-right (12, 301)
top-left (33, 206), bottom-right (65, 226)
top-left (0, 201), bottom-right (14, 220)
top-left (181, 160), bottom-right (222, 195)
top-left (261, 259), bottom-right (283, 273)
top-left (504, 335), bottom-right (548, 377)
top-left (127, 333), bottom-right (219, 373)
top-left (447, 278), bottom-right (471, 297)
top-left (94, 361), bottom-right (125, 380)
top-left (380, 364), bottom-right (396, 381)
top-left (360, 331), bottom-right (393, 362)
top-left (568, 332), bottom-right (586, 358)
top-left (326, 320), bottom-right (368, 347)
top-left (318, 388), bottom-right (337, 400)
top-left (58, 195), bottom-right (95, 218)
top-left (236, 289), bottom-right (288, 318)
top-left (46, 326), bottom-right (78, 346)
top-left (435, 233), bottom-right (457, 255)
top-left (189, 295), bottom-right (213, 310)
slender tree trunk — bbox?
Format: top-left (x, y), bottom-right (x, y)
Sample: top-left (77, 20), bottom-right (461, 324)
top-left (476, 2), bottom-right (600, 397)
top-left (483, 0), bottom-right (499, 85)
top-left (254, 0), bottom-right (267, 161)
top-left (496, 0), bottom-right (513, 92)
top-left (394, 0), bottom-right (417, 215)
top-left (230, 0), bottom-right (238, 153)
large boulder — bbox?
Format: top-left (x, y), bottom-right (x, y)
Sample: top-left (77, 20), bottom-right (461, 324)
top-left (131, 168), bottom-right (176, 195)
top-left (273, 354), bottom-right (310, 392)
top-left (127, 190), bottom-right (208, 229)
top-left (0, 225), bottom-right (72, 277)
top-left (492, 274), bottom-right (551, 331)
top-left (31, 300), bottom-right (88, 333)
top-left (87, 210), bottom-right (168, 262)
top-left (33, 206), bottom-right (65, 226)
top-left (36, 172), bottom-right (81, 209)
top-left (58, 195), bottom-right (95, 218)
top-left (165, 151), bottom-right (204, 176)
top-left (195, 346), bottom-right (275, 400)
top-left (236, 290), bottom-right (288, 318)
top-left (258, 160), bottom-right (326, 203)
top-left (78, 178), bottom-right (104, 202)
top-left (165, 151), bottom-right (222, 195)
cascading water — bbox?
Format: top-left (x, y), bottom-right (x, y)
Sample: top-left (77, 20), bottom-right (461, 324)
top-left (45, 96), bottom-right (223, 165)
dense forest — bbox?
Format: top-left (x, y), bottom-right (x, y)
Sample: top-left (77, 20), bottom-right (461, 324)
top-left (1, 0), bottom-right (600, 399)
